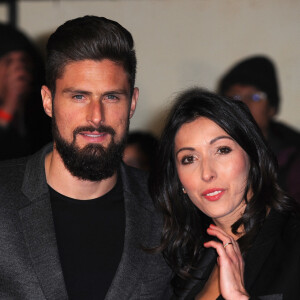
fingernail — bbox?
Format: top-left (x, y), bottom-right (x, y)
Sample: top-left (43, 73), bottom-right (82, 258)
top-left (209, 224), bottom-right (216, 228)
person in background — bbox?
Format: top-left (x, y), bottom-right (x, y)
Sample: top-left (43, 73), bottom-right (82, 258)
top-left (151, 88), bottom-right (300, 299)
top-left (123, 131), bottom-right (158, 171)
top-left (0, 16), bottom-right (172, 299)
top-left (0, 23), bottom-right (51, 159)
top-left (218, 55), bottom-right (300, 202)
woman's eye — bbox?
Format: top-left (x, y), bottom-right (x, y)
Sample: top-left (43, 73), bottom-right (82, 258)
top-left (181, 155), bottom-right (195, 165)
top-left (217, 146), bottom-right (232, 154)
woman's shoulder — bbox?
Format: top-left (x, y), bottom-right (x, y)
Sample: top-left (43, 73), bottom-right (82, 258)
top-left (283, 211), bottom-right (300, 240)
top-left (269, 209), bottom-right (300, 250)
top-left (259, 209), bottom-right (300, 247)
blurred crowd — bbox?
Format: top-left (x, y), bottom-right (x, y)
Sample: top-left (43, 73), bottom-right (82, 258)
top-left (0, 22), bottom-right (299, 202)
top-left (0, 23), bottom-right (51, 160)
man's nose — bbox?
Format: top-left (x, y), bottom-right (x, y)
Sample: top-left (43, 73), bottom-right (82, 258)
top-left (87, 100), bottom-right (104, 127)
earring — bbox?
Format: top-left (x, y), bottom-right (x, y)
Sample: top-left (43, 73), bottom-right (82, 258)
top-left (182, 187), bottom-right (186, 194)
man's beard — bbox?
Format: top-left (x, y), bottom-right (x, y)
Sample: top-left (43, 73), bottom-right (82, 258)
top-left (52, 114), bottom-right (128, 182)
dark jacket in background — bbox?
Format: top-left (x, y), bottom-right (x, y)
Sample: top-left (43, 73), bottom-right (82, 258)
top-left (268, 121), bottom-right (300, 202)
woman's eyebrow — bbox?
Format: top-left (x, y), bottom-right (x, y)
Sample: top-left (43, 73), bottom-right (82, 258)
top-left (175, 147), bottom-right (194, 156)
top-left (210, 136), bottom-right (233, 144)
top-left (175, 136), bottom-right (233, 156)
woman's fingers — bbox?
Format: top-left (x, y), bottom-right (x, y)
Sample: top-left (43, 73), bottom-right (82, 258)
top-left (203, 239), bottom-right (239, 268)
top-left (206, 225), bottom-right (239, 255)
top-left (204, 225), bottom-right (249, 299)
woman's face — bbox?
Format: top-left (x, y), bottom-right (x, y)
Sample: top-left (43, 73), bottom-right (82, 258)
top-left (174, 117), bottom-right (250, 225)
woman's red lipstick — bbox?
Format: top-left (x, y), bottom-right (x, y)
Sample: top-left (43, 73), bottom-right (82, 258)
top-left (202, 188), bottom-right (225, 201)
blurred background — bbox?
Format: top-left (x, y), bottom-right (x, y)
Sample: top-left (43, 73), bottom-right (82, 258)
top-left (1, 0), bottom-right (299, 136)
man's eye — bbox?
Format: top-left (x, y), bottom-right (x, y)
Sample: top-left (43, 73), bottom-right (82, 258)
top-left (106, 94), bottom-right (118, 100)
top-left (217, 146), bottom-right (232, 154)
top-left (73, 95), bottom-right (84, 100)
top-left (181, 155), bottom-right (194, 165)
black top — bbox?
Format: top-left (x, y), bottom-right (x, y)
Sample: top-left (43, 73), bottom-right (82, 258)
top-left (49, 175), bottom-right (125, 300)
top-left (173, 209), bottom-right (300, 300)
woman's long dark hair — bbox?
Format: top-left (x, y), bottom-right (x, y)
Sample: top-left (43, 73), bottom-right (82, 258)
top-left (150, 88), bottom-right (296, 279)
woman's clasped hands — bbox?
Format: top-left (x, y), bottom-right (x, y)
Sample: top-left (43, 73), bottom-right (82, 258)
top-left (204, 224), bottom-right (249, 300)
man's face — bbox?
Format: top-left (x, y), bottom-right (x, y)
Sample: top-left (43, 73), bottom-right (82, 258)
top-left (225, 84), bottom-right (275, 137)
top-left (0, 50), bottom-right (33, 107)
top-left (42, 59), bottom-right (138, 181)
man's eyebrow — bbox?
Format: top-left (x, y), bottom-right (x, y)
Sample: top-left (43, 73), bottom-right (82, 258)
top-left (210, 135), bottom-right (233, 144)
top-left (62, 88), bottom-right (92, 95)
top-left (102, 89), bottom-right (129, 96)
top-left (62, 88), bottom-right (129, 96)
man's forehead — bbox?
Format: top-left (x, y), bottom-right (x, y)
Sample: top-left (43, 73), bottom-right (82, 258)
top-left (59, 59), bottom-right (125, 75)
top-left (53, 59), bottom-right (131, 96)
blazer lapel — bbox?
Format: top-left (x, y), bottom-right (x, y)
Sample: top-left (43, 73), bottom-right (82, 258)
top-left (105, 165), bottom-right (153, 300)
top-left (18, 145), bottom-right (68, 300)
top-left (244, 210), bottom-right (286, 292)
top-left (173, 247), bottom-right (217, 300)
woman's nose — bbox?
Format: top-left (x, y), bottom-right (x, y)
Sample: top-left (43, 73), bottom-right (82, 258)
top-left (201, 158), bottom-right (216, 182)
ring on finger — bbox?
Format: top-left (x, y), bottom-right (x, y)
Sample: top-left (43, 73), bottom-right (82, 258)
top-left (223, 242), bottom-right (233, 249)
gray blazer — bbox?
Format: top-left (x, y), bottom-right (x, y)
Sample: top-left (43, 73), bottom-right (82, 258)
top-left (0, 144), bottom-right (172, 299)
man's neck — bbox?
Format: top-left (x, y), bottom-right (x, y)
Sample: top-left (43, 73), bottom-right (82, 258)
top-left (44, 149), bottom-right (117, 200)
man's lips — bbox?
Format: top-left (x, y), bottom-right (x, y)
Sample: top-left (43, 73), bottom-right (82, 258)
top-left (78, 131), bottom-right (110, 142)
top-left (202, 188), bottom-right (225, 201)
top-left (79, 131), bottom-right (107, 137)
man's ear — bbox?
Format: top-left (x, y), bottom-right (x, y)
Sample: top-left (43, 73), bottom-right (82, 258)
top-left (41, 85), bottom-right (53, 118)
top-left (129, 87), bottom-right (139, 119)
top-left (268, 106), bottom-right (276, 119)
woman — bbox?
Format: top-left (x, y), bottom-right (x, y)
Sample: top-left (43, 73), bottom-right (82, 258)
top-left (150, 88), bottom-right (300, 299)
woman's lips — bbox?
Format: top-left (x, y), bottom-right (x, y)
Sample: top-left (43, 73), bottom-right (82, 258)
top-left (202, 188), bottom-right (225, 201)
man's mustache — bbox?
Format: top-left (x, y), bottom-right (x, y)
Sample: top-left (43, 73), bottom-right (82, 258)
top-left (73, 125), bottom-right (116, 139)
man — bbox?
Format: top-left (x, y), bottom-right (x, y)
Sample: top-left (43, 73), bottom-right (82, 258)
top-left (0, 23), bottom-right (51, 159)
top-left (0, 16), bottom-right (172, 299)
top-left (218, 55), bottom-right (300, 202)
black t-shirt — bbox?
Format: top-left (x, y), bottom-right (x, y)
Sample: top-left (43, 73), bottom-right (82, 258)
top-left (49, 176), bottom-right (125, 300)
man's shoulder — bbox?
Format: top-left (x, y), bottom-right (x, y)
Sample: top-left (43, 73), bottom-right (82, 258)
top-left (0, 144), bottom-right (52, 208)
top-left (120, 163), bottom-right (156, 210)
top-left (120, 163), bottom-right (150, 196)
top-left (0, 156), bottom-right (29, 208)
top-left (0, 156), bottom-right (28, 185)
top-left (0, 144), bottom-right (51, 180)
top-left (121, 163), bottom-right (149, 185)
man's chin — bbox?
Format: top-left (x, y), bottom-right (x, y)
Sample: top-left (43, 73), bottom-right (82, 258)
top-left (55, 138), bottom-right (125, 182)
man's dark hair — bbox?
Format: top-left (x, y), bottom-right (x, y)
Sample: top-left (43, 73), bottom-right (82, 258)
top-left (218, 55), bottom-right (280, 113)
top-left (45, 15), bottom-right (136, 96)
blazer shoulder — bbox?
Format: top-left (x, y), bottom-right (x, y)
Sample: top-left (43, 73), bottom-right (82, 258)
top-left (0, 157), bottom-right (28, 207)
top-left (0, 144), bottom-right (51, 208)
top-left (120, 163), bottom-right (156, 211)
top-left (122, 163), bottom-right (149, 183)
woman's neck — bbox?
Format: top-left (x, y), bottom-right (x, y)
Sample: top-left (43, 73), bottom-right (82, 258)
top-left (212, 201), bottom-right (246, 239)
